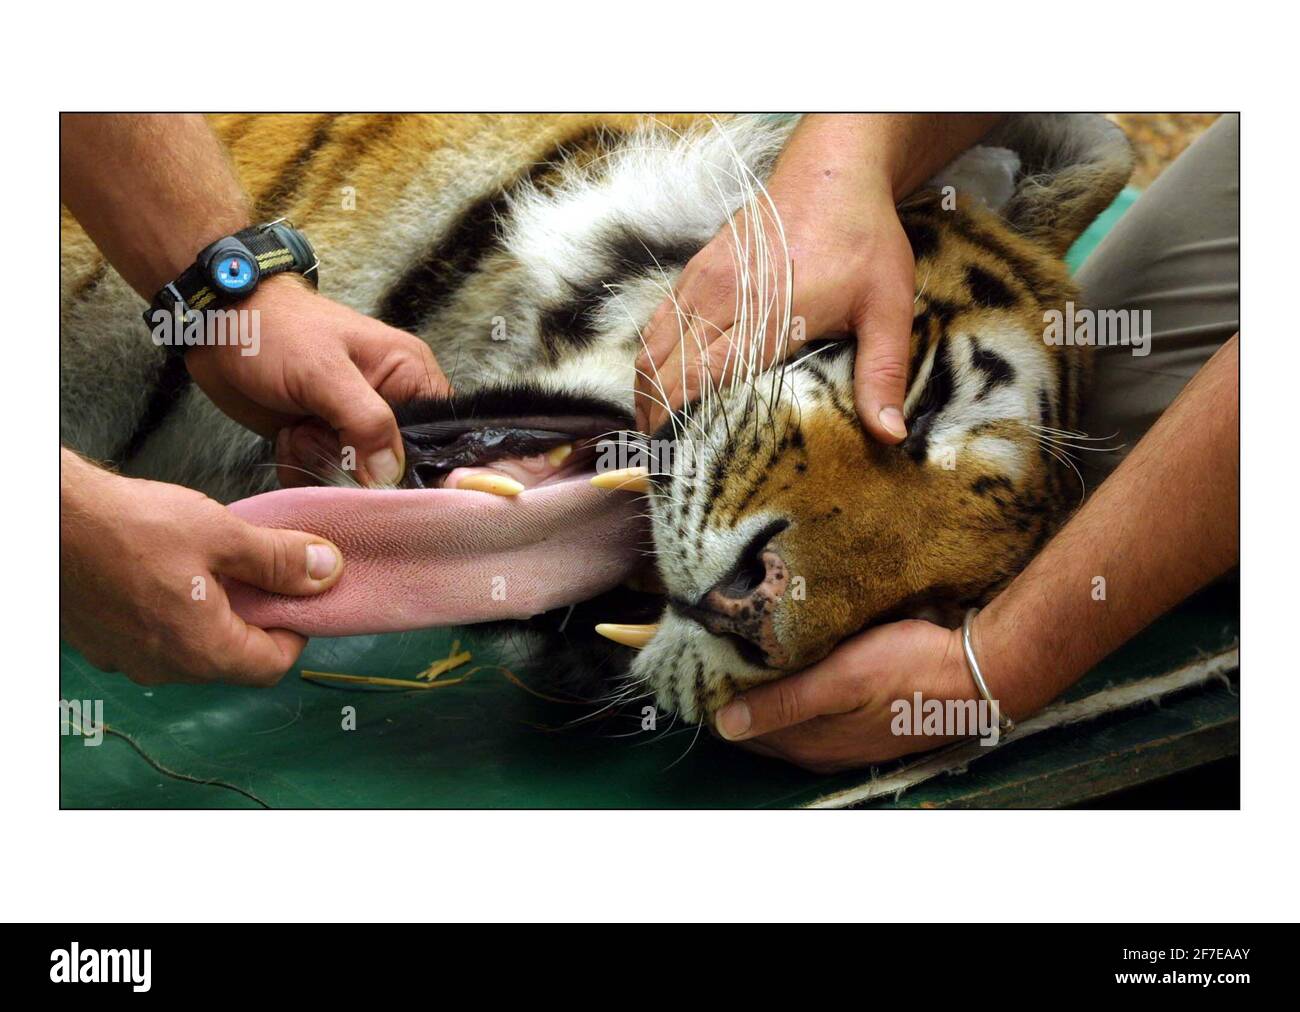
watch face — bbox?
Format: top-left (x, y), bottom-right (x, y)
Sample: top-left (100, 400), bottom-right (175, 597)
top-left (212, 251), bottom-right (257, 293)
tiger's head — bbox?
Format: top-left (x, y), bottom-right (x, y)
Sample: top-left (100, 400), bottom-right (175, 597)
top-left (623, 115), bottom-right (1133, 722)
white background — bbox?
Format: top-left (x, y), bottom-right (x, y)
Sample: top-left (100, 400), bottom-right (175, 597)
top-left (4, 1), bottom-right (1293, 922)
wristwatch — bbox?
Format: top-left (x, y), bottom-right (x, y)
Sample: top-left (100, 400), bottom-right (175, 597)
top-left (142, 220), bottom-right (318, 331)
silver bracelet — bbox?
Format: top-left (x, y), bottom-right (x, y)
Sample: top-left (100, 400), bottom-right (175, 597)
top-left (962, 607), bottom-right (1015, 734)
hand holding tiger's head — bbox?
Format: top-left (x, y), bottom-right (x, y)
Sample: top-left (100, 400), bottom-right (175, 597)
top-left (622, 115), bottom-right (1133, 722)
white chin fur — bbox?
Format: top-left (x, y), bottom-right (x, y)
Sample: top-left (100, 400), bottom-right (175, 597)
top-left (628, 610), bottom-right (774, 724)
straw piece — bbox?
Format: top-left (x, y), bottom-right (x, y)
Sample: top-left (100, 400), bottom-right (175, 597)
top-left (300, 643), bottom-right (586, 705)
top-left (301, 641), bottom-right (474, 691)
top-left (300, 670), bottom-right (440, 690)
top-left (417, 644), bottom-right (472, 681)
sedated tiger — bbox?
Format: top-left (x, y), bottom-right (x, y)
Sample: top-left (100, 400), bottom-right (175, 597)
top-left (60, 113), bottom-right (1133, 723)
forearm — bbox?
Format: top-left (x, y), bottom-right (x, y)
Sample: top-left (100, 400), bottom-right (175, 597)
top-left (972, 335), bottom-right (1240, 717)
top-left (774, 113), bottom-right (1004, 203)
top-left (60, 114), bottom-right (251, 297)
top-left (60, 447), bottom-right (108, 574)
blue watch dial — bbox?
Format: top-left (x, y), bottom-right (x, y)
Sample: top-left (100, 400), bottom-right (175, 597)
top-left (213, 253), bottom-right (256, 292)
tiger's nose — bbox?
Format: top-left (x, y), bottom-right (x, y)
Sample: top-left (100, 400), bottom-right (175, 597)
top-left (694, 538), bottom-right (791, 667)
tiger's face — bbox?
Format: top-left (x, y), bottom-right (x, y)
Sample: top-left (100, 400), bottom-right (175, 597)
top-left (625, 136), bottom-right (1130, 723)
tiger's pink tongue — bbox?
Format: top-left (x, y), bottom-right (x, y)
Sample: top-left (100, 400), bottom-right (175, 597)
top-left (225, 480), bottom-right (646, 637)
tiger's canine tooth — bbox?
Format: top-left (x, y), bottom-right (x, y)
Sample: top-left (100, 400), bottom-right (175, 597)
top-left (594, 623), bottom-right (660, 649)
top-left (455, 474), bottom-right (525, 496)
top-left (590, 466), bottom-right (651, 493)
top-left (545, 443), bottom-right (574, 467)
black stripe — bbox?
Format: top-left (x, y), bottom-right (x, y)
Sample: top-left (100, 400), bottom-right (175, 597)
top-left (971, 475), bottom-right (1014, 497)
top-left (922, 296), bottom-right (961, 328)
top-left (908, 313), bottom-right (934, 385)
top-left (537, 230), bottom-right (697, 357)
top-left (603, 229), bottom-right (697, 277)
top-left (949, 215), bottom-right (1067, 303)
top-left (315, 114), bottom-right (409, 194)
top-left (900, 214), bottom-right (941, 262)
top-left (725, 459), bottom-right (778, 526)
top-left (1038, 387), bottom-right (1054, 429)
top-left (968, 337), bottom-right (1016, 399)
top-left (965, 264), bottom-right (1018, 309)
top-left (374, 126), bottom-right (615, 334)
top-left (903, 336), bottom-right (954, 462)
top-left (697, 436), bottom-right (738, 533)
top-left (252, 114), bottom-right (341, 220)
top-left (118, 354), bottom-right (191, 462)
top-left (796, 350), bottom-right (858, 427)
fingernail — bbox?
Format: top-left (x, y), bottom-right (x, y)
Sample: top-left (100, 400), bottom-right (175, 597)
top-left (306, 543), bottom-right (340, 580)
top-left (716, 699), bottom-right (752, 741)
top-left (878, 406), bottom-right (907, 439)
top-left (367, 449), bottom-right (402, 485)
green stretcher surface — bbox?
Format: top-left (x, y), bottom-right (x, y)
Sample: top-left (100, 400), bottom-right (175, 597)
top-left (60, 187), bottom-right (1237, 809)
top-left (59, 577), bottom-right (1238, 809)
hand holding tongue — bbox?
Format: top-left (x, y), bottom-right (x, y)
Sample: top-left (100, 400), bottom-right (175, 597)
top-left (225, 480), bottom-right (647, 637)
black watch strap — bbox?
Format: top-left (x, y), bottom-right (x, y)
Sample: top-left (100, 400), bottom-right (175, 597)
top-left (144, 221), bottom-right (318, 327)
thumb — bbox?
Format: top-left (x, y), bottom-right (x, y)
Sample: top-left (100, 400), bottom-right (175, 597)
top-left (299, 362), bottom-right (407, 486)
top-left (217, 519), bottom-right (344, 596)
top-left (714, 664), bottom-right (861, 742)
top-left (851, 268), bottom-right (916, 445)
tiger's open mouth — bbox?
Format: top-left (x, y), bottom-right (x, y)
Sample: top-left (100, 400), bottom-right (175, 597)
top-left (225, 391), bottom-right (654, 637)
top-left (399, 410), bottom-right (623, 494)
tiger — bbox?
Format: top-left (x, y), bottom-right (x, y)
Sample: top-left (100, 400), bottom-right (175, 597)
top-left (59, 113), bottom-right (1133, 725)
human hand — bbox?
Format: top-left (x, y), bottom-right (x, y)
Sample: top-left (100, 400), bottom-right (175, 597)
top-left (184, 275), bottom-right (452, 488)
top-left (60, 450), bottom-right (343, 686)
top-left (712, 620), bottom-right (974, 774)
top-left (634, 141), bottom-right (915, 442)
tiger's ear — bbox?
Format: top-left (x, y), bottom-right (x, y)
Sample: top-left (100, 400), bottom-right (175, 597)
top-left (984, 114), bottom-right (1134, 257)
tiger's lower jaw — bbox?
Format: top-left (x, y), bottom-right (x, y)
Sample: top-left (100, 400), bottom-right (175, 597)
top-left (623, 612), bottom-right (783, 725)
top-left (612, 600), bottom-right (986, 725)
top-left (486, 582), bottom-right (766, 726)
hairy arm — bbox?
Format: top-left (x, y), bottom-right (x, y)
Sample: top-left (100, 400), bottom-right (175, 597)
top-left (61, 114), bottom-right (250, 298)
top-left (60, 113), bottom-right (450, 486)
top-left (58, 114), bottom-right (452, 684)
top-left (972, 334), bottom-right (1240, 717)
top-left (773, 114), bottom-right (1005, 205)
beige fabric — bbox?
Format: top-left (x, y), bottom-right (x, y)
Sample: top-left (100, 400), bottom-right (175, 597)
top-left (1077, 113), bottom-right (1239, 477)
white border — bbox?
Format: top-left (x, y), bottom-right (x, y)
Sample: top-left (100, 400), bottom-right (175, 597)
top-left (7, 3), bottom-right (1295, 923)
